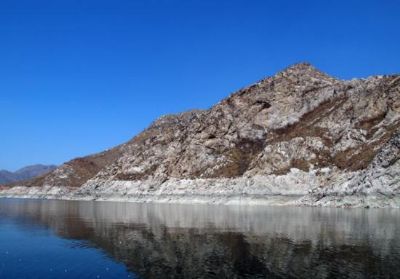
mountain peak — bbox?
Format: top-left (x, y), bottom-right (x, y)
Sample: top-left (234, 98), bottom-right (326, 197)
top-left (284, 62), bottom-right (314, 70)
top-left (278, 62), bottom-right (335, 81)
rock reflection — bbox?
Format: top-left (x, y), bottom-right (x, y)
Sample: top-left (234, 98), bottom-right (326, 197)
top-left (1, 199), bottom-right (399, 278)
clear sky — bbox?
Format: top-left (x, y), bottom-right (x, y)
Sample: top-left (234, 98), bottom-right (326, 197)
top-left (1, 0), bottom-right (399, 171)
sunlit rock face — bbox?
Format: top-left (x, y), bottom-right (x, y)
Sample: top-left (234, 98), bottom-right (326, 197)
top-left (2, 63), bottom-right (400, 207)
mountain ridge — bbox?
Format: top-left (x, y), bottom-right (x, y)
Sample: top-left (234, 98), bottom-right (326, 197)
top-left (0, 164), bottom-right (57, 184)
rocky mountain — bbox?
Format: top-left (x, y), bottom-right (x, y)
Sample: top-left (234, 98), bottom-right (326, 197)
top-left (0, 165), bottom-right (57, 184)
top-left (1, 63), bottom-right (399, 207)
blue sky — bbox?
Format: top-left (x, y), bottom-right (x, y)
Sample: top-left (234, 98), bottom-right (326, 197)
top-left (1, 0), bottom-right (399, 170)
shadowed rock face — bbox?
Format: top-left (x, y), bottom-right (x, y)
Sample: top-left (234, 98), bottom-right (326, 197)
top-left (3, 63), bottom-right (400, 207)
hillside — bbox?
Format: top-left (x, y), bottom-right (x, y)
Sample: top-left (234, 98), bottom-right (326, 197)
top-left (2, 63), bottom-right (399, 207)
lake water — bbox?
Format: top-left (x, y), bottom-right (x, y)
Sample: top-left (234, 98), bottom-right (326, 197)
top-left (0, 199), bottom-right (399, 279)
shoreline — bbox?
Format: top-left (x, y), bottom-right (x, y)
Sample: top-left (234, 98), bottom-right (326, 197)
top-left (1, 163), bottom-right (400, 209)
top-left (1, 191), bottom-right (400, 209)
top-left (0, 191), bottom-right (302, 207)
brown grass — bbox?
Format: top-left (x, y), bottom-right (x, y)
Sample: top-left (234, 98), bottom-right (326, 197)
top-left (269, 96), bottom-right (348, 147)
top-left (334, 121), bottom-right (400, 171)
top-left (207, 138), bottom-right (266, 178)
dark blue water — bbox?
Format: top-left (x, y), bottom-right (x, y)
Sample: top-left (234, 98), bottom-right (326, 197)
top-left (1, 198), bottom-right (400, 279)
top-left (0, 213), bottom-right (136, 278)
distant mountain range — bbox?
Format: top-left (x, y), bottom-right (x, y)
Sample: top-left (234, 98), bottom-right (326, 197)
top-left (0, 165), bottom-right (57, 184)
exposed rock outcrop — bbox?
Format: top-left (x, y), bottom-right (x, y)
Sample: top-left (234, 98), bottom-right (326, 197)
top-left (1, 63), bottom-right (399, 207)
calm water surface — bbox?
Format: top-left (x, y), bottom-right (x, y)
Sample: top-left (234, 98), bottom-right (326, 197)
top-left (0, 198), bottom-right (399, 279)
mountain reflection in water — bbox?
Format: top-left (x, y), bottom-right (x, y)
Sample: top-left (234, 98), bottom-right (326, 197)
top-left (0, 199), bottom-right (399, 279)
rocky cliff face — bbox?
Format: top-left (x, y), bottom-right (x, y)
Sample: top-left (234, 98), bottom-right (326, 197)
top-left (2, 63), bottom-right (399, 207)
